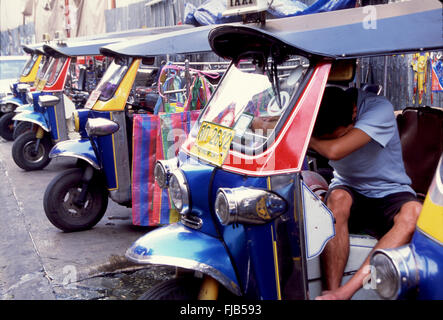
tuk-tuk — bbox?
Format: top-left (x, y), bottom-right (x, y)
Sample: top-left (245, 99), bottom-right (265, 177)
top-left (124, 0), bottom-right (443, 300)
top-left (42, 25), bottom-right (216, 232)
top-left (10, 38), bottom-right (122, 171)
top-left (0, 43), bottom-right (47, 141)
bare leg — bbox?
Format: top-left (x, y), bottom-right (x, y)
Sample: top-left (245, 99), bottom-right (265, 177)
top-left (319, 189), bottom-right (353, 291)
top-left (316, 200), bottom-right (422, 300)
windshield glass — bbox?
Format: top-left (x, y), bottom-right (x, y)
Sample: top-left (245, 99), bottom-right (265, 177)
top-left (195, 54), bottom-right (310, 150)
top-left (36, 56), bottom-right (50, 80)
top-left (21, 54), bottom-right (38, 76)
top-left (0, 59), bottom-right (28, 79)
top-left (43, 57), bottom-right (67, 86)
top-left (95, 59), bottom-right (128, 101)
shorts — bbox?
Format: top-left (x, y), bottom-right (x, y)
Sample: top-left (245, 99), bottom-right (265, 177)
top-left (324, 185), bottom-right (420, 239)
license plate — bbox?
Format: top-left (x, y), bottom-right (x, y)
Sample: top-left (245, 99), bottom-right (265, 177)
top-left (84, 90), bottom-right (101, 109)
top-left (190, 121), bottom-right (234, 166)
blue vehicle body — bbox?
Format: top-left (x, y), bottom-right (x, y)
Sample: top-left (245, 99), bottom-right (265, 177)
top-left (127, 155), bottom-right (326, 299)
top-left (49, 138), bottom-right (100, 170)
top-left (412, 230), bottom-right (443, 299)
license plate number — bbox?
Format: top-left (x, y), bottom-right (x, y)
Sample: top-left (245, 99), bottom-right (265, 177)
top-left (190, 121), bottom-right (234, 166)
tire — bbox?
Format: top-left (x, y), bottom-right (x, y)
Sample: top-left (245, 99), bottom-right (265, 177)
top-left (43, 168), bottom-right (109, 232)
top-left (13, 121), bottom-right (32, 140)
top-left (11, 130), bottom-right (52, 171)
top-left (0, 112), bottom-right (15, 141)
top-left (138, 277), bottom-right (204, 300)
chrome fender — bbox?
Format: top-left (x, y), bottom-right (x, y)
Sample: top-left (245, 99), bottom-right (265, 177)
top-left (126, 223), bottom-right (241, 296)
top-left (49, 139), bottom-right (100, 170)
top-left (12, 111), bottom-right (49, 132)
top-left (0, 96), bottom-right (23, 108)
top-left (14, 104), bottom-right (33, 113)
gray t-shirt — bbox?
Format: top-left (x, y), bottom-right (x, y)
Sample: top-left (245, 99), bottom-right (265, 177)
top-left (329, 89), bottom-right (415, 198)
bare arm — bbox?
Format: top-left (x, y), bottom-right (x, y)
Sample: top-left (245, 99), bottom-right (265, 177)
top-left (309, 127), bottom-right (372, 161)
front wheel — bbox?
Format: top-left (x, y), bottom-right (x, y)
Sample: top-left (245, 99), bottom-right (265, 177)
top-left (13, 121), bottom-right (32, 140)
top-left (138, 277), bottom-right (204, 300)
top-left (0, 112), bottom-right (15, 141)
top-left (138, 276), bottom-right (236, 300)
top-left (44, 168), bottom-right (109, 232)
top-left (12, 130), bottom-right (52, 170)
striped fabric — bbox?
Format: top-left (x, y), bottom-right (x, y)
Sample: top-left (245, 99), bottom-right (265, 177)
top-left (131, 110), bottom-right (200, 226)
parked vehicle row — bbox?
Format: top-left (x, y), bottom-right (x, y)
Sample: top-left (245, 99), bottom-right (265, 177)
top-left (0, 0), bottom-right (441, 300)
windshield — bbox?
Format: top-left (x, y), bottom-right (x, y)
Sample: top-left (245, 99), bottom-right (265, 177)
top-left (36, 56), bottom-right (50, 80)
top-left (21, 54), bottom-right (38, 76)
top-left (0, 59), bottom-right (28, 79)
top-left (195, 54), bottom-right (310, 150)
top-left (33, 56), bottom-right (50, 87)
top-left (95, 59), bottom-right (128, 101)
top-left (43, 57), bottom-right (67, 86)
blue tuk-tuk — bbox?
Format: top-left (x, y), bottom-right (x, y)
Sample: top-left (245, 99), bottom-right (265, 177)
top-left (123, 0), bottom-right (443, 300)
top-left (42, 25), bottom-right (217, 232)
top-left (10, 26), bottom-right (194, 171)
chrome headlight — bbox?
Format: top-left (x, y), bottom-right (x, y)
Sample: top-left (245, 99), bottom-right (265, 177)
top-left (154, 158), bottom-right (178, 189)
top-left (85, 118), bottom-right (119, 137)
top-left (370, 246), bottom-right (418, 300)
top-left (215, 187), bottom-right (287, 225)
top-left (168, 169), bottom-right (190, 215)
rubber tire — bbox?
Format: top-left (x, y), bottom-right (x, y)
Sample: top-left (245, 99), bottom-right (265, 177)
top-left (13, 121), bottom-right (32, 140)
top-left (0, 112), bottom-right (15, 141)
top-left (43, 168), bottom-right (109, 232)
top-left (138, 277), bottom-right (204, 300)
top-left (12, 131), bottom-right (52, 171)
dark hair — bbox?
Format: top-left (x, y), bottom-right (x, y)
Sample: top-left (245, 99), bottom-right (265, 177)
top-left (312, 86), bottom-right (356, 137)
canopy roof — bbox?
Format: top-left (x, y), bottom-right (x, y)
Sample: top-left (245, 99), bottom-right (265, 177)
top-left (22, 43), bottom-right (45, 55)
top-left (209, 0), bottom-right (443, 60)
top-left (43, 25), bottom-right (194, 58)
top-left (99, 25), bottom-right (215, 58)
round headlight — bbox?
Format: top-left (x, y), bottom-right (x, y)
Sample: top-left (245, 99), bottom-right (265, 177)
top-left (168, 170), bottom-right (190, 214)
top-left (370, 246), bottom-right (418, 300)
top-left (154, 159), bottom-right (179, 189)
top-left (371, 252), bottom-right (400, 299)
top-left (154, 162), bottom-right (167, 189)
top-left (215, 189), bottom-right (237, 225)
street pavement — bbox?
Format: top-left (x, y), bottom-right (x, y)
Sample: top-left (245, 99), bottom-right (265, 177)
top-left (0, 137), bottom-right (174, 300)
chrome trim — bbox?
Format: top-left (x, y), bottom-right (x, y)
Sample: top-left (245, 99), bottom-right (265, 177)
top-left (108, 111), bottom-right (131, 205)
top-left (17, 83), bottom-right (30, 93)
top-left (125, 250), bottom-right (241, 296)
top-left (11, 117), bottom-right (49, 132)
top-left (3, 100), bottom-right (21, 108)
top-left (169, 169), bottom-right (191, 215)
top-left (181, 214), bottom-right (203, 229)
top-left (215, 187), bottom-right (287, 225)
top-left (38, 95), bottom-right (60, 107)
top-left (370, 245), bottom-right (419, 300)
top-left (154, 158), bottom-right (179, 189)
top-left (85, 117), bottom-right (119, 137)
top-left (49, 151), bottom-right (100, 170)
top-left (26, 92), bottom-right (34, 104)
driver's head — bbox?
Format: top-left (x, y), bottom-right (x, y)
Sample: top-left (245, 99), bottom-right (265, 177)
top-left (313, 86), bottom-right (357, 138)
